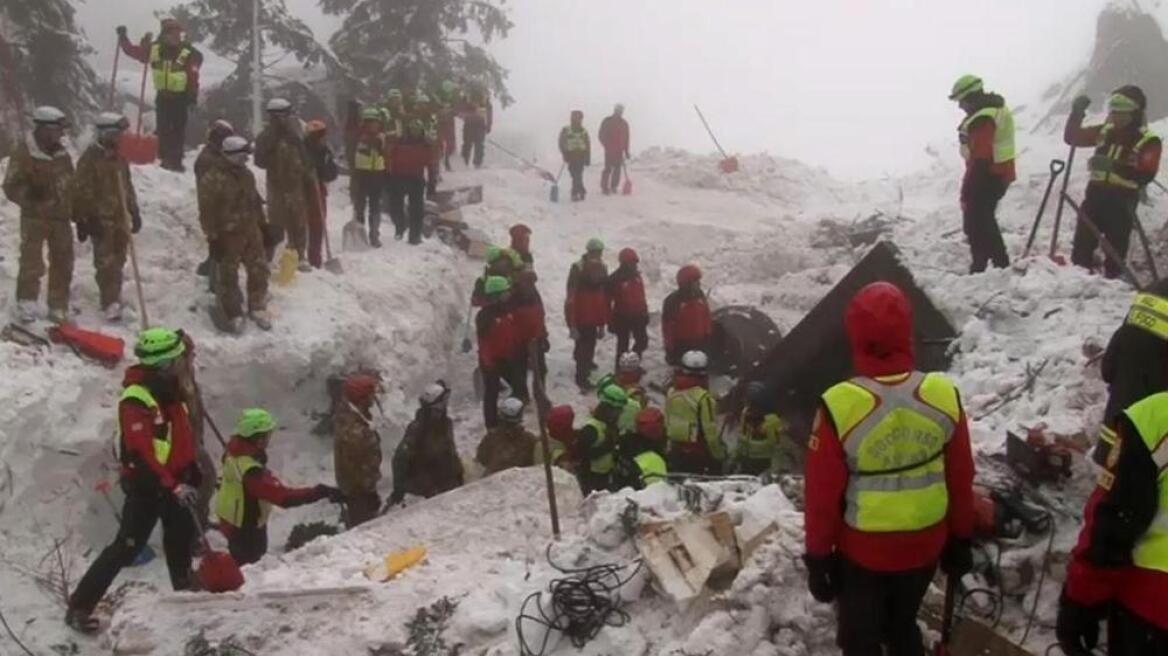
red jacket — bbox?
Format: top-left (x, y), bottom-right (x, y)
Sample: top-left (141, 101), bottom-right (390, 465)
top-left (662, 288), bottom-right (712, 351)
top-left (118, 366), bottom-right (197, 492)
top-left (476, 304), bottom-right (521, 370)
top-left (119, 37), bottom-right (203, 99)
top-left (599, 115), bottom-right (630, 156)
top-left (804, 284), bottom-right (975, 572)
top-left (1065, 117), bottom-right (1162, 195)
top-left (512, 285), bottom-right (547, 344)
top-left (219, 437), bottom-right (321, 535)
top-left (608, 265), bottom-right (648, 321)
top-left (565, 257), bottom-right (611, 328)
top-left (390, 136), bottom-right (433, 179)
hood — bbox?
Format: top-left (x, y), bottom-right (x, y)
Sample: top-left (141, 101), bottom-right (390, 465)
top-left (845, 282), bottom-right (915, 377)
top-left (122, 364), bottom-right (153, 387)
top-left (226, 436), bottom-right (267, 461)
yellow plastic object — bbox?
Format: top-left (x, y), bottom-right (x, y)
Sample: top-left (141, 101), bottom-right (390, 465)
top-left (274, 248), bottom-right (298, 287)
top-left (363, 545), bottom-right (427, 582)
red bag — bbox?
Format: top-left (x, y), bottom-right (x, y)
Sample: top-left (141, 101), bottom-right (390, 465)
top-left (49, 322), bottom-right (125, 367)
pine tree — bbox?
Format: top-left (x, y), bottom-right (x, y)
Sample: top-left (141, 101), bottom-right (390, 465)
top-left (320, 0), bottom-right (514, 105)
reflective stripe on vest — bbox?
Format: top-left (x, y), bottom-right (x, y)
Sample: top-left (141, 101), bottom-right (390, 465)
top-left (959, 106), bottom-right (1016, 164)
top-left (119, 384), bottom-right (173, 465)
top-left (354, 142), bottom-right (386, 172)
top-left (1123, 393), bottom-right (1168, 573)
top-left (563, 127), bottom-right (589, 153)
top-left (585, 417), bottom-right (615, 474)
top-left (150, 44), bottom-right (192, 94)
top-left (822, 371), bottom-right (960, 532)
top-left (1090, 126), bottom-right (1159, 190)
top-left (740, 413), bottom-right (782, 460)
top-left (215, 454), bottom-right (270, 529)
top-left (1125, 293), bottom-right (1168, 341)
top-left (635, 451), bottom-right (667, 486)
top-left (666, 386), bottom-right (709, 444)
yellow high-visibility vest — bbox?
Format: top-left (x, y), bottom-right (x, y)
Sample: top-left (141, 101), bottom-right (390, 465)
top-left (150, 43), bottom-right (193, 94)
top-left (1090, 125), bottom-right (1159, 190)
top-left (959, 106), bottom-right (1016, 164)
top-left (118, 384), bottom-right (173, 465)
top-left (584, 417), bottom-right (614, 474)
top-left (354, 141), bottom-right (386, 172)
top-left (215, 453), bottom-right (271, 528)
top-left (1125, 292), bottom-right (1168, 340)
top-left (1123, 392), bottom-right (1168, 573)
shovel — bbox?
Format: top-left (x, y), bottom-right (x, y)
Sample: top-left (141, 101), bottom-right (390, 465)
top-left (1048, 146), bottom-right (1078, 263)
top-left (317, 186), bottom-right (343, 274)
top-left (1022, 158), bottom-right (1066, 259)
top-left (189, 506), bottom-right (243, 593)
top-left (460, 300), bottom-right (474, 353)
top-left (694, 104), bottom-right (739, 174)
top-left (274, 248), bottom-right (299, 287)
top-left (342, 219), bottom-right (370, 252)
top-left (550, 163), bottom-right (565, 203)
top-left (1062, 193), bottom-right (1144, 289)
top-left (934, 574), bottom-right (958, 656)
top-left (621, 162), bottom-right (633, 196)
top-left (107, 37), bottom-right (121, 109)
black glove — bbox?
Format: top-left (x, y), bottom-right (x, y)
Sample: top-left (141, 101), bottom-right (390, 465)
top-left (131, 211), bottom-right (142, 234)
top-left (116, 25), bottom-right (128, 39)
top-left (1071, 95), bottom-right (1091, 114)
top-left (75, 221), bottom-right (90, 243)
top-left (803, 553), bottom-right (840, 603)
top-left (1056, 591), bottom-right (1104, 656)
top-left (940, 538), bottom-right (973, 577)
top-left (314, 484), bottom-right (345, 503)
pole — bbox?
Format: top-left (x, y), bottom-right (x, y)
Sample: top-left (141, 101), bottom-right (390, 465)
top-left (529, 342), bottom-right (561, 540)
top-left (1049, 146), bottom-right (1077, 259)
top-left (1061, 193), bottom-right (1144, 290)
top-left (251, 0), bottom-right (263, 135)
top-left (108, 42), bottom-right (121, 110)
top-left (1023, 159), bottom-right (1065, 258)
top-left (693, 104), bottom-right (730, 159)
top-left (191, 377), bottom-right (228, 449)
top-left (115, 169), bottom-right (149, 330)
top-left (937, 574), bottom-right (958, 654)
top-left (134, 45), bottom-right (150, 137)
top-left (1132, 213), bottom-right (1161, 284)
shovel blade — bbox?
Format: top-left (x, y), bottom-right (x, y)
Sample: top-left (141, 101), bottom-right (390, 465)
top-left (622, 178), bottom-right (633, 196)
top-left (324, 258), bottom-right (344, 275)
top-left (198, 550), bottom-right (244, 593)
top-left (120, 133), bottom-right (158, 165)
top-left (342, 221), bottom-right (370, 252)
top-left (719, 157), bottom-right (740, 174)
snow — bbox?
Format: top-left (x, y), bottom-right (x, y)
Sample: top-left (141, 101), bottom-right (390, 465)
top-left (0, 113), bottom-right (1154, 653)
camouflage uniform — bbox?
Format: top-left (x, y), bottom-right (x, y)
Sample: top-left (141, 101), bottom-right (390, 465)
top-left (194, 145), bottom-right (224, 291)
top-left (334, 401), bottom-right (382, 527)
top-left (2, 136), bottom-right (75, 312)
top-left (172, 334), bottom-right (217, 526)
top-left (254, 125), bottom-right (317, 258)
top-left (197, 158), bottom-right (270, 320)
top-left (475, 424), bottom-right (537, 476)
top-left (391, 411), bottom-right (464, 501)
top-left (70, 142), bottom-right (139, 309)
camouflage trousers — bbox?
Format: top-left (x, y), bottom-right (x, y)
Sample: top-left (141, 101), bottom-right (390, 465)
top-left (91, 226), bottom-right (128, 309)
top-left (267, 193), bottom-right (308, 257)
top-left (215, 225), bottom-right (269, 319)
top-left (17, 216), bottom-right (73, 311)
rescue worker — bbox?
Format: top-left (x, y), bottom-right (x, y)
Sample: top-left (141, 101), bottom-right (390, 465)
top-left (613, 407), bottom-right (668, 491)
top-left (576, 385), bottom-right (627, 494)
top-left (733, 382), bottom-right (783, 476)
top-left (343, 99), bottom-right (361, 169)
top-left (608, 248), bottom-right (649, 367)
top-left (471, 246), bottom-right (518, 307)
top-left (950, 75), bottom-right (1016, 273)
top-left (216, 408), bottom-right (343, 565)
top-left (1057, 388), bottom-right (1168, 654)
top-left (388, 101), bottom-right (433, 244)
top-left (117, 21), bottom-right (203, 172)
top-left (3, 106), bottom-right (74, 324)
top-left (559, 110), bottom-right (592, 201)
top-left (334, 374), bottom-right (383, 528)
top-left (194, 120), bottom-right (234, 282)
top-left (662, 264), bottom-right (713, 366)
top-left (477, 276), bottom-right (521, 428)
top-left (67, 328), bottom-right (202, 634)
top-left (460, 85), bottom-right (492, 168)
top-left (198, 136), bottom-right (271, 333)
top-left (803, 282), bottom-right (976, 656)
top-left (1094, 280), bottom-right (1168, 468)
top-left (536, 404), bottom-right (577, 471)
top-left (598, 372), bottom-right (642, 440)
top-left (254, 98), bottom-right (319, 269)
top-left (511, 267), bottom-right (548, 402)
top-left (71, 112), bottom-right (140, 322)
top-left (665, 351), bottom-right (724, 475)
top-left (304, 120), bottom-right (339, 268)
top-left (599, 104), bottom-right (631, 195)
top-left (1065, 86), bottom-right (1162, 279)
top-left (566, 239), bottom-right (611, 390)
top-left (389, 381), bottom-right (465, 504)
top-left (350, 108), bottom-right (387, 247)
top-left (510, 223), bottom-right (534, 268)
top-left (435, 80), bottom-right (461, 172)
top-left (476, 397), bottom-right (537, 476)
top-left (615, 352), bottom-right (649, 408)
top-left (414, 92), bottom-right (442, 199)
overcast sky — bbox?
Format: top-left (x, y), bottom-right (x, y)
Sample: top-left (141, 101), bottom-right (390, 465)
top-left (80, 0), bottom-right (1121, 178)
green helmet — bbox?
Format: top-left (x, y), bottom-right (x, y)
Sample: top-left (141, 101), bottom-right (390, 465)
top-left (484, 275), bottom-right (512, 295)
top-left (236, 408), bottom-right (276, 439)
top-left (595, 374), bottom-right (616, 395)
top-left (599, 384), bottom-right (629, 408)
top-left (486, 245), bottom-right (504, 263)
top-left (360, 107), bottom-right (384, 122)
top-left (135, 328), bottom-right (186, 367)
top-left (949, 74), bottom-right (983, 102)
top-left (586, 238), bottom-right (605, 253)
top-left (1109, 92), bottom-right (1140, 113)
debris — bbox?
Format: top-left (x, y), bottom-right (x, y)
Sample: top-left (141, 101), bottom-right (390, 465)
top-left (972, 359), bottom-right (1050, 421)
top-left (284, 521), bottom-right (339, 553)
top-left (708, 306), bottom-right (783, 377)
top-left (634, 511), bottom-right (740, 608)
top-left (1005, 429), bottom-right (1072, 484)
top-left (1, 323), bottom-right (50, 348)
top-left (364, 545), bottom-right (427, 582)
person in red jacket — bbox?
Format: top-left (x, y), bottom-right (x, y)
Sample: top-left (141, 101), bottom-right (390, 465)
top-left (662, 264), bottom-right (712, 366)
top-left (477, 276), bottom-right (522, 428)
top-left (803, 282), bottom-right (975, 656)
top-left (511, 268), bottom-right (548, 402)
top-left (608, 247), bottom-right (649, 368)
top-left (1064, 85), bottom-right (1162, 280)
top-left (566, 238), bottom-right (611, 390)
top-left (68, 328), bottom-right (203, 634)
top-left (388, 113), bottom-right (434, 244)
top-left (510, 223), bottom-right (535, 268)
top-left (599, 104), bottom-right (631, 195)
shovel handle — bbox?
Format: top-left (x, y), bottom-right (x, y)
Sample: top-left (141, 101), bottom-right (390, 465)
top-left (1049, 159), bottom-right (1066, 175)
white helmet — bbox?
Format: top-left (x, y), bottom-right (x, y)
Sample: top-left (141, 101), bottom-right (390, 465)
top-left (221, 136), bottom-right (251, 155)
top-left (266, 97), bottom-right (293, 113)
top-left (32, 106), bottom-right (67, 126)
top-left (618, 351), bottom-right (641, 373)
top-left (498, 397), bottom-right (525, 423)
top-left (681, 350), bottom-right (708, 374)
top-left (420, 381), bottom-right (451, 408)
top-left (95, 112), bottom-right (128, 130)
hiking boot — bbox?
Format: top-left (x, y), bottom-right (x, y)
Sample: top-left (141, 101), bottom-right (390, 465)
top-left (15, 300), bottom-right (38, 324)
top-left (196, 256), bottom-right (212, 277)
top-left (395, 230), bottom-right (404, 241)
top-left (249, 310), bottom-right (272, 331)
top-left (227, 316), bottom-right (245, 335)
top-left (370, 234), bottom-right (382, 248)
top-left (48, 307), bottom-right (69, 324)
top-left (103, 302), bottom-right (124, 323)
top-left (65, 607), bottom-right (99, 634)
top-left (297, 260), bottom-right (313, 273)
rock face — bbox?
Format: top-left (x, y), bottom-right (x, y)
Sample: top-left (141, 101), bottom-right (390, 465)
top-left (1082, 3), bottom-right (1168, 122)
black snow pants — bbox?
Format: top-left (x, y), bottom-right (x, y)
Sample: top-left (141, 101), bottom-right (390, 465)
top-left (1108, 602), bottom-right (1168, 655)
top-left (569, 162), bottom-right (587, 201)
top-left (351, 171), bottom-right (383, 239)
top-left (573, 325), bottom-right (601, 384)
top-left (156, 92), bottom-right (190, 171)
top-left (836, 558), bottom-right (936, 656)
top-left (1072, 186), bottom-right (1138, 280)
top-left (962, 177), bottom-right (1009, 273)
top-left (612, 316), bottom-right (649, 369)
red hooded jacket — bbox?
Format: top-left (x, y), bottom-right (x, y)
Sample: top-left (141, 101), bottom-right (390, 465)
top-left (218, 437), bottom-right (322, 536)
top-left (477, 302), bottom-right (521, 370)
top-left (566, 257), bottom-right (611, 329)
top-left (662, 287), bottom-right (712, 352)
top-left (608, 265), bottom-right (649, 322)
top-left (118, 366), bottom-right (197, 492)
top-left (804, 283), bottom-right (976, 572)
top-left (512, 278), bottom-right (548, 345)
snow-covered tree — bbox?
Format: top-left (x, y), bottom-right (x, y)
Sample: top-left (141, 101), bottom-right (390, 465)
top-left (320, 0), bottom-right (514, 105)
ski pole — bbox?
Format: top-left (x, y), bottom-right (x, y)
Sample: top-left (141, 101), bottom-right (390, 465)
top-left (108, 40), bottom-right (121, 110)
top-left (1133, 212), bottom-right (1160, 283)
top-left (1023, 159), bottom-right (1065, 258)
top-left (115, 169), bottom-right (149, 330)
top-left (694, 104), bottom-right (730, 159)
top-left (1049, 146), bottom-right (1077, 259)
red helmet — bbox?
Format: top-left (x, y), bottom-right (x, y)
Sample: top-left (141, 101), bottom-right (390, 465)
top-left (845, 282), bottom-right (914, 374)
top-left (547, 405), bottom-right (575, 440)
top-left (343, 374), bottom-right (378, 404)
top-left (677, 264), bottom-right (701, 286)
top-left (509, 223), bottom-right (532, 239)
top-left (636, 407), bottom-right (666, 441)
top-left (619, 248), bottom-right (639, 265)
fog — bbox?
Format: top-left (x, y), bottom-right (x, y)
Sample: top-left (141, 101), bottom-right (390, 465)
top-left (80, 0), bottom-right (1116, 178)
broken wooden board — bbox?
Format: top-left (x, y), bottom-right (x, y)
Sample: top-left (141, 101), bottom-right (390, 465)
top-left (635, 511), bottom-right (740, 608)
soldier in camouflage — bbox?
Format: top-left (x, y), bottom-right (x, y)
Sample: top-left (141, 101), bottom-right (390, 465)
top-left (476, 397), bottom-right (536, 477)
top-left (334, 374), bottom-right (383, 528)
top-left (2, 107), bottom-right (75, 323)
top-left (389, 381), bottom-right (464, 504)
top-left (71, 113), bottom-right (141, 322)
top-left (194, 120), bottom-right (234, 284)
top-left (198, 136), bottom-right (272, 333)
top-left (254, 98), bottom-right (318, 270)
